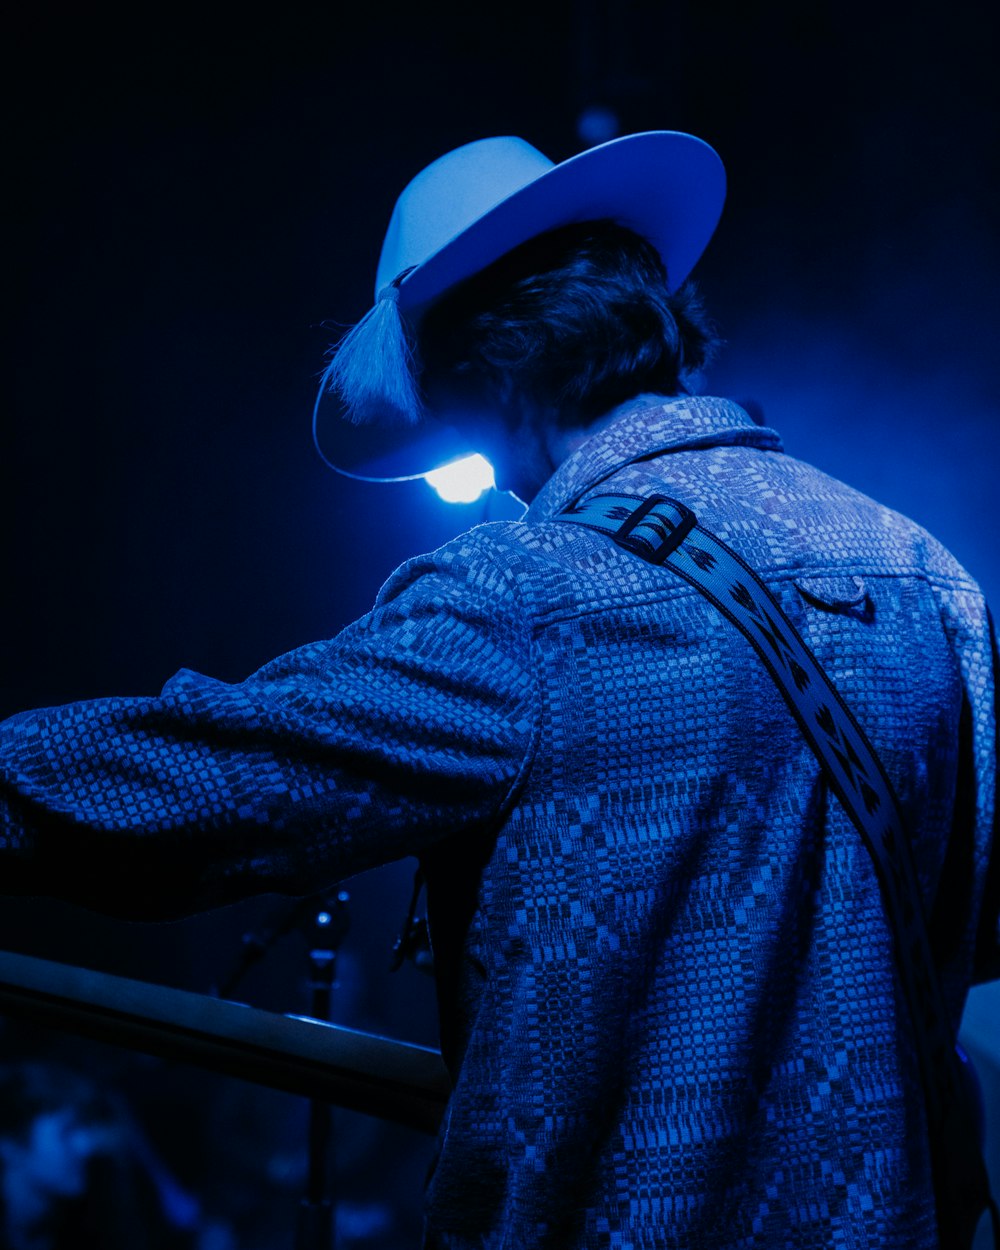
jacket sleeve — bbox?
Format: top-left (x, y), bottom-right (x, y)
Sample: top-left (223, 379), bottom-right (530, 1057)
top-left (0, 528), bottom-right (539, 920)
top-left (973, 609), bottom-right (1000, 983)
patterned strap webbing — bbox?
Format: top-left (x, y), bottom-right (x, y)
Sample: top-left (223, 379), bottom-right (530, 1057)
top-left (558, 491), bottom-right (996, 1242)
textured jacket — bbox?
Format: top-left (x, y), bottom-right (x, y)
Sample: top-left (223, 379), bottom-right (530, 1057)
top-left (2, 396), bottom-right (998, 1248)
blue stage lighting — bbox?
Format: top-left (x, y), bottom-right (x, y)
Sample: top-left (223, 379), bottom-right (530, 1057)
top-left (424, 454), bottom-right (496, 503)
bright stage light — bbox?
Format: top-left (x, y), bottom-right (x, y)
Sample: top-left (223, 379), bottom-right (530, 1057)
top-left (424, 454), bottom-right (496, 503)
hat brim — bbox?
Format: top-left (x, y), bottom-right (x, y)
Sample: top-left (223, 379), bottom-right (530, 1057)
top-left (312, 401), bottom-right (477, 482)
top-left (315, 130), bottom-right (725, 481)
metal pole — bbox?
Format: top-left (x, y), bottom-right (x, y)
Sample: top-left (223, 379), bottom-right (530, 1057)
top-left (294, 891), bottom-right (350, 1250)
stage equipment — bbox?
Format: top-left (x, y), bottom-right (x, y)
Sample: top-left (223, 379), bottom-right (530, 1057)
top-left (297, 892), bottom-right (350, 1250)
top-left (0, 948), bottom-right (449, 1135)
top-left (213, 888), bottom-right (359, 1247)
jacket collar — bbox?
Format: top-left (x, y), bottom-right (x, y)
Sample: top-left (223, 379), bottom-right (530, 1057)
top-left (527, 394), bottom-right (784, 520)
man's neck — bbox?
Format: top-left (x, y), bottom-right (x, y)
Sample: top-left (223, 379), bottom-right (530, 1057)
top-left (546, 392), bottom-right (677, 472)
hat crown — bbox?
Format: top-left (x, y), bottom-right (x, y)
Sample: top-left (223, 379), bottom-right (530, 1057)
top-left (375, 137), bottom-right (555, 297)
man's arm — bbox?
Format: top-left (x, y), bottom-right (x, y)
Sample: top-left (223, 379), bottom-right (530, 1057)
top-left (0, 529), bottom-right (538, 920)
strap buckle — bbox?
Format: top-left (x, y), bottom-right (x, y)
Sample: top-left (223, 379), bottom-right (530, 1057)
top-left (613, 495), bottom-right (697, 565)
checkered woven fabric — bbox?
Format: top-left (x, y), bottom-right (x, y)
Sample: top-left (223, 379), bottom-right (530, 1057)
top-left (2, 396), bottom-right (997, 1249)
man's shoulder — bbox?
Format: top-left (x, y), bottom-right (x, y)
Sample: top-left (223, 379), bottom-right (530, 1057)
top-left (374, 514), bottom-right (681, 628)
top-left (371, 521), bottom-right (541, 615)
top-left (771, 452), bottom-right (983, 591)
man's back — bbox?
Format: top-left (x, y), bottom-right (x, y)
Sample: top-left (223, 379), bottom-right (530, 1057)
top-left (412, 396), bottom-right (995, 1248)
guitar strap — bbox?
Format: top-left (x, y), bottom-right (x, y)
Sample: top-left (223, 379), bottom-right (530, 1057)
top-left (557, 490), bottom-right (998, 1248)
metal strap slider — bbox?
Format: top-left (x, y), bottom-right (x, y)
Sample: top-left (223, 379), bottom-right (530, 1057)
top-left (613, 495), bottom-right (697, 564)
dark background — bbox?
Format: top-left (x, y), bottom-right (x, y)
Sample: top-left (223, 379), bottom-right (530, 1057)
top-left (2, 2), bottom-right (998, 1246)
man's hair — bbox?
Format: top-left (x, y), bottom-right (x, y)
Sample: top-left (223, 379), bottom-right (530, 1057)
top-left (417, 219), bottom-right (721, 425)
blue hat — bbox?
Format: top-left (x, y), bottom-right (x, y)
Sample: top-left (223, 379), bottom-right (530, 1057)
top-left (315, 131), bottom-right (726, 481)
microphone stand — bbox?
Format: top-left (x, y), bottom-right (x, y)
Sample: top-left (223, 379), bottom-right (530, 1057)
top-left (213, 890), bottom-right (352, 1250)
top-left (215, 894), bottom-right (328, 1002)
top-left (294, 890), bottom-right (351, 1250)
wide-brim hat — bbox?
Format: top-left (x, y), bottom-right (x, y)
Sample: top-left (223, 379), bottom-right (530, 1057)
top-left (314, 130), bottom-right (726, 481)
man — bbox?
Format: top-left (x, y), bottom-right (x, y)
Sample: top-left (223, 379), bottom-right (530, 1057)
top-left (1, 132), bottom-right (998, 1248)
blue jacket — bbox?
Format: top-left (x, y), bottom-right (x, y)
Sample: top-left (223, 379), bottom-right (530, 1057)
top-left (2, 396), bottom-right (997, 1248)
